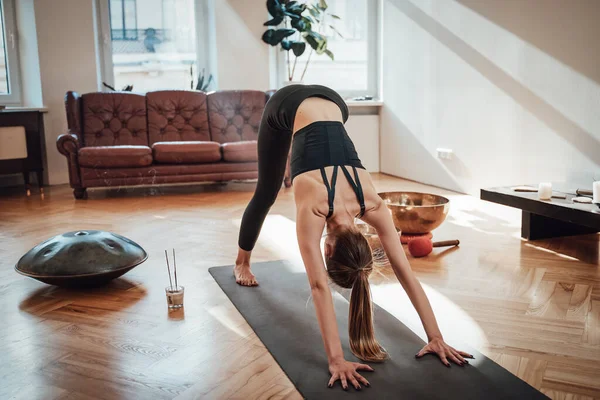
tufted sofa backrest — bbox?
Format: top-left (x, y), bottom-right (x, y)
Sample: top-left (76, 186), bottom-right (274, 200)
top-left (81, 92), bottom-right (148, 147)
top-left (66, 89), bottom-right (270, 149)
top-left (146, 90), bottom-right (211, 145)
top-left (206, 91), bottom-right (266, 144)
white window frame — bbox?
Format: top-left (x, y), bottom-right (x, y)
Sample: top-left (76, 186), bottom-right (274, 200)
top-left (97, 0), bottom-right (214, 91)
top-left (275, 0), bottom-right (379, 99)
top-left (0, 0), bottom-right (22, 104)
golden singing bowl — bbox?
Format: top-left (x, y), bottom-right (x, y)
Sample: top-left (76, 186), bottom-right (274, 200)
top-left (377, 192), bottom-right (450, 234)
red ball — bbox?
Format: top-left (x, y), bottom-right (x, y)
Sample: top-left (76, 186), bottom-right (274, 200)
top-left (408, 237), bottom-right (433, 258)
top-left (400, 232), bottom-right (433, 244)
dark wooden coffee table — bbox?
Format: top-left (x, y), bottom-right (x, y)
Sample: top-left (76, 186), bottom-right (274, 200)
top-left (481, 185), bottom-right (600, 240)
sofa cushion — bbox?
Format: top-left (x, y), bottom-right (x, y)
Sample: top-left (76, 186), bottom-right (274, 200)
top-left (152, 141), bottom-right (222, 164)
top-left (146, 91), bottom-right (211, 145)
top-left (78, 146), bottom-right (152, 168)
top-left (81, 161), bottom-right (258, 180)
top-left (207, 91), bottom-right (266, 143)
top-left (221, 141), bottom-right (258, 163)
top-left (81, 92), bottom-right (148, 147)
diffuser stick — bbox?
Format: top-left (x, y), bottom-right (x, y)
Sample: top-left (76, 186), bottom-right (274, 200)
top-left (165, 250), bottom-right (174, 291)
top-left (173, 248), bottom-right (178, 288)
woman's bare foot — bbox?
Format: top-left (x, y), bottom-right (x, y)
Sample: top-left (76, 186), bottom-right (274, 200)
top-left (234, 248), bottom-right (258, 286)
top-left (234, 263), bottom-right (258, 286)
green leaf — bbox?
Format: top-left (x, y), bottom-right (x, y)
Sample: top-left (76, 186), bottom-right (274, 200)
top-left (286, 2), bottom-right (306, 14)
top-left (308, 7), bottom-right (320, 19)
top-left (324, 49), bottom-right (334, 60)
top-left (330, 14), bottom-right (341, 19)
top-left (304, 34), bottom-right (319, 51)
top-left (197, 74), bottom-right (213, 91)
top-left (264, 16), bottom-right (284, 26)
top-left (291, 17), bottom-right (310, 31)
top-left (102, 82), bottom-right (116, 91)
top-left (307, 30), bottom-right (325, 41)
top-left (266, 0), bottom-right (284, 18)
top-left (284, 11), bottom-right (301, 19)
top-left (266, 0), bottom-right (277, 16)
top-left (314, 37), bottom-right (327, 54)
top-left (291, 41), bottom-right (306, 57)
top-left (319, 0), bottom-right (328, 10)
top-left (329, 24), bottom-right (343, 38)
top-left (261, 28), bottom-right (295, 46)
top-left (281, 40), bottom-right (293, 51)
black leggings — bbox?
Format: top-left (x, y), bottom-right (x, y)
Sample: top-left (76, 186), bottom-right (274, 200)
top-left (237, 122), bottom-right (292, 251)
top-left (237, 85), bottom-right (349, 251)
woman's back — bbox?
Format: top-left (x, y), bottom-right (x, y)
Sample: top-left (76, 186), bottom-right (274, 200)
top-left (293, 97), bottom-right (343, 132)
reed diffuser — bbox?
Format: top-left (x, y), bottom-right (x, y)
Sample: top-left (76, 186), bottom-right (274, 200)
top-left (164, 249), bottom-right (184, 309)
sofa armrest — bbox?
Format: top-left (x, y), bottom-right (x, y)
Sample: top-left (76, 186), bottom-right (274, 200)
top-left (56, 133), bottom-right (82, 189)
top-left (57, 133), bottom-right (79, 156)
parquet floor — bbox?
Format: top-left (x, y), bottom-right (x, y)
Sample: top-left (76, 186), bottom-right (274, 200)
top-left (0, 174), bottom-right (598, 400)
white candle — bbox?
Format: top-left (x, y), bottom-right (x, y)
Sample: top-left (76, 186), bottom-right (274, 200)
top-left (593, 181), bottom-right (600, 203)
top-left (538, 182), bottom-right (552, 200)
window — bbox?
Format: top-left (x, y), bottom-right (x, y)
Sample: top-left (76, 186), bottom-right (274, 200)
top-left (278, 0), bottom-right (378, 98)
top-left (110, 0), bottom-right (137, 40)
top-left (0, 0), bottom-right (21, 104)
top-left (99, 0), bottom-right (200, 92)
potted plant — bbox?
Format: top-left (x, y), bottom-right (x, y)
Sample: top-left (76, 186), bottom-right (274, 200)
top-left (190, 66), bottom-right (214, 92)
top-left (262, 0), bottom-right (342, 85)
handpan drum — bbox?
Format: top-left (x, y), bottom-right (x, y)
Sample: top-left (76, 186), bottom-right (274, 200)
top-left (15, 230), bottom-right (148, 287)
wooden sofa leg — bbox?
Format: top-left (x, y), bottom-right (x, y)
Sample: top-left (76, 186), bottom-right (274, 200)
top-left (73, 188), bottom-right (87, 199)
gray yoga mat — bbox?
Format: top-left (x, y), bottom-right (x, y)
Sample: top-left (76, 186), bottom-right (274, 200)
top-left (209, 261), bottom-right (548, 399)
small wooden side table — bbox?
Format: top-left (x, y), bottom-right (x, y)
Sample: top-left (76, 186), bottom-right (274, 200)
top-left (0, 108), bottom-right (47, 195)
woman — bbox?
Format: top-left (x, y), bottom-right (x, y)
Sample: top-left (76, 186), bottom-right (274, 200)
top-left (235, 84), bottom-right (472, 390)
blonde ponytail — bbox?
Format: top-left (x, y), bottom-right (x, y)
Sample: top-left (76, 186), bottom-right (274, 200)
top-left (325, 227), bottom-right (388, 362)
top-left (348, 271), bottom-right (388, 361)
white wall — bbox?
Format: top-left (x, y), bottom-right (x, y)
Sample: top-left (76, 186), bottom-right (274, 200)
top-left (213, 0), bottom-right (270, 91)
top-left (346, 114), bottom-right (379, 172)
top-left (35, 0), bottom-right (102, 185)
top-left (380, 0), bottom-right (600, 195)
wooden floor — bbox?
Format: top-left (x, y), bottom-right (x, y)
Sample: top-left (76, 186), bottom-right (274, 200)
top-left (0, 175), bottom-right (599, 400)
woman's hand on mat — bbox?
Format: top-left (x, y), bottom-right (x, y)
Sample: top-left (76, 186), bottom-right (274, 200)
top-left (328, 358), bottom-right (373, 390)
top-left (415, 337), bottom-right (474, 367)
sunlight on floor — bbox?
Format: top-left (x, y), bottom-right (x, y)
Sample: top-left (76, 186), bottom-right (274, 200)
top-left (370, 283), bottom-right (488, 354)
top-left (207, 304), bottom-right (248, 338)
top-left (524, 242), bottom-right (580, 261)
top-left (445, 194), bottom-right (522, 238)
top-left (232, 214), bottom-right (305, 272)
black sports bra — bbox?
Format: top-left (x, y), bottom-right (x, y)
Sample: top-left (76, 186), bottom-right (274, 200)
top-left (319, 163), bottom-right (366, 219)
top-left (291, 121), bottom-right (366, 219)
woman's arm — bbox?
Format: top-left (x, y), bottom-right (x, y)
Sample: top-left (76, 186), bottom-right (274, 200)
top-left (362, 200), bottom-right (472, 366)
top-left (296, 205), bottom-right (373, 389)
top-left (296, 205), bottom-right (344, 361)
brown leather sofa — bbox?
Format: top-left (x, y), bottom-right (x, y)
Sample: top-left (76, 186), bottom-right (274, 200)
top-left (57, 90), bottom-right (270, 199)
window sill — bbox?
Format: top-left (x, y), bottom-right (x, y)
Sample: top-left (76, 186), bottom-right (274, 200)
top-left (345, 99), bottom-right (383, 107)
top-left (0, 106), bottom-right (49, 113)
